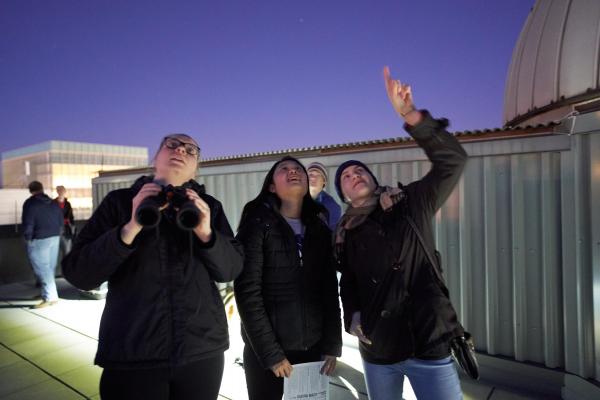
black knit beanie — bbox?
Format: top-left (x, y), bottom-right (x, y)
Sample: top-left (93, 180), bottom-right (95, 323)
top-left (334, 160), bottom-right (379, 203)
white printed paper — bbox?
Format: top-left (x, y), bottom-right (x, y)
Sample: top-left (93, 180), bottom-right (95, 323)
top-left (283, 361), bottom-right (329, 400)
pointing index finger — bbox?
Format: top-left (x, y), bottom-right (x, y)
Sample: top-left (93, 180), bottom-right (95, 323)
top-left (383, 66), bottom-right (392, 91)
top-left (383, 65), bottom-right (391, 81)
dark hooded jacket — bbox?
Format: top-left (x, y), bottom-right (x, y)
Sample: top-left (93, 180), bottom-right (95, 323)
top-left (62, 176), bottom-right (244, 369)
top-left (338, 111), bottom-right (468, 364)
top-left (54, 197), bottom-right (74, 225)
top-left (234, 201), bottom-right (342, 369)
top-left (22, 193), bottom-right (63, 241)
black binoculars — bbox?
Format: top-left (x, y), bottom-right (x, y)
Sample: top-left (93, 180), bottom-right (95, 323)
top-left (135, 185), bottom-right (201, 230)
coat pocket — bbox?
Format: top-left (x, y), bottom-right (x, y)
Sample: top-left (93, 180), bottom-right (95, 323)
top-left (364, 302), bottom-right (415, 359)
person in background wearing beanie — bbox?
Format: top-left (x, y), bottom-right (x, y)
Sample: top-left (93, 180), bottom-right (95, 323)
top-left (307, 162), bottom-right (342, 231)
top-left (334, 67), bottom-right (467, 400)
top-left (54, 185), bottom-right (75, 258)
top-left (22, 181), bottom-right (63, 308)
top-left (234, 156), bottom-right (342, 400)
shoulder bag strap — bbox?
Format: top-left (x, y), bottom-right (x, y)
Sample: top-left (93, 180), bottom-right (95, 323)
top-left (405, 215), bottom-right (445, 285)
top-left (406, 214), bottom-right (465, 334)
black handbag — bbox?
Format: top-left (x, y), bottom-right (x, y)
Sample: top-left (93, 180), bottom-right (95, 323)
top-left (449, 332), bottom-right (480, 380)
top-left (406, 215), bottom-right (480, 380)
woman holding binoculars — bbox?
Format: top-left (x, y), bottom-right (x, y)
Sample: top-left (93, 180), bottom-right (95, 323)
top-left (63, 134), bottom-right (244, 400)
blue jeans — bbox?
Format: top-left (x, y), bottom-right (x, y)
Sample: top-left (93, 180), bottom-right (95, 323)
top-left (363, 356), bottom-right (462, 400)
top-left (27, 236), bottom-right (60, 301)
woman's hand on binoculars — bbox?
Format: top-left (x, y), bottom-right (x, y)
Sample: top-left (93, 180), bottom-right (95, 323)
top-left (185, 189), bottom-right (213, 243)
top-left (121, 183), bottom-right (165, 245)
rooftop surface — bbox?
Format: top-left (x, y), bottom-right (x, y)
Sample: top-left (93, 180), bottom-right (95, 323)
top-left (0, 279), bottom-right (546, 399)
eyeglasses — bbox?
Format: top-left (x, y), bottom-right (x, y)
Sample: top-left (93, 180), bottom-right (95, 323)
top-left (162, 137), bottom-right (200, 157)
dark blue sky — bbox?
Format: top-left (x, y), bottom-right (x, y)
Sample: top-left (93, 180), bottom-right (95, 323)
top-left (0, 0), bottom-right (534, 160)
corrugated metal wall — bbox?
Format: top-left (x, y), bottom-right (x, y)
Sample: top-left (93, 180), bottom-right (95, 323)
top-left (92, 174), bottom-right (147, 211)
top-left (92, 117), bottom-right (600, 384)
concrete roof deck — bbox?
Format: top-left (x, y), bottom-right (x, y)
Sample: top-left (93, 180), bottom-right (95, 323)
top-left (0, 279), bottom-right (546, 399)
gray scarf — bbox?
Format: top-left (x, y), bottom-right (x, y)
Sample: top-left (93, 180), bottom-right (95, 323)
top-left (334, 185), bottom-right (406, 259)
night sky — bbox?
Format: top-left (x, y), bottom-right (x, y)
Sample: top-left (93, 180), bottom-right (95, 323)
top-left (0, 0), bottom-right (534, 160)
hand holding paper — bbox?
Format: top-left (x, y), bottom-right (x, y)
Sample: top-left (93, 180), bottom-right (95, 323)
top-left (284, 362), bottom-right (329, 400)
top-left (271, 358), bottom-right (293, 378)
top-left (320, 355), bottom-right (337, 376)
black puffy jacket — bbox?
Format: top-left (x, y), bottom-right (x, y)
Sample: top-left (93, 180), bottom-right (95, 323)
top-left (234, 202), bottom-right (342, 369)
top-left (63, 176), bottom-right (244, 369)
top-left (339, 112), bottom-right (468, 365)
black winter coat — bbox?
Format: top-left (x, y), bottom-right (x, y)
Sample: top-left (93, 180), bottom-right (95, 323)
top-left (339, 112), bottom-right (468, 365)
top-left (54, 197), bottom-right (74, 225)
top-left (63, 176), bottom-right (244, 369)
top-left (54, 198), bottom-right (75, 238)
top-left (22, 193), bottom-right (63, 241)
top-left (234, 202), bottom-right (342, 369)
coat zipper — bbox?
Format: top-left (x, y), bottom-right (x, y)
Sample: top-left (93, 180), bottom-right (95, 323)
top-left (278, 213), bottom-right (308, 350)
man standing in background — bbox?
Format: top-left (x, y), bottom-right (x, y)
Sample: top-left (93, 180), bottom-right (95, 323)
top-left (307, 162), bottom-right (342, 231)
top-left (22, 181), bottom-right (63, 308)
top-left (54, 185), bottom-right (75, 258)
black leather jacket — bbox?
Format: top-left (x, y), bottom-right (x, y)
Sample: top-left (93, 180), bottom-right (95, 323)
top-left (234, 202), bottom-right (342, 369)
top-left (63, 176), bottom-right (244, 369)
top-left (339, 112), bottom-right (468, 364)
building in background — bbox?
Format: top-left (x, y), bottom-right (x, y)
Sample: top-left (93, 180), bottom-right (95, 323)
top-left (0, 189), bottom-right (30, 227)
top-left (1, 141), bottom-right (148, 220)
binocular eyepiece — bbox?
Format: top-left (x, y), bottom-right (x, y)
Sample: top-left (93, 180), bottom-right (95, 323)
top-left (135, 185), bottom-right (201, 230)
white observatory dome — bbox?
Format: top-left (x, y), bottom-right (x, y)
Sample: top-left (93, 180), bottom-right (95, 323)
top-left (504, 0), bottom-right (600, 127)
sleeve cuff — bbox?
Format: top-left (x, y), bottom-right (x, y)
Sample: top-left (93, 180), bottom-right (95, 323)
top-left (263, 352), bottom-right (287, 370)
top-left (114, 225), bottom-right (137, 253)
top-left (195, 230), bottom-right (217, 249)
top-left (403, 110), bottom-right (450, 139)
top-left (321, 343), bottom-right (343, 357)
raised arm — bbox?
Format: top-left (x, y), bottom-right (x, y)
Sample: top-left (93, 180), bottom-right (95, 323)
top-left (384, 66), bottom-right (467, 214)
